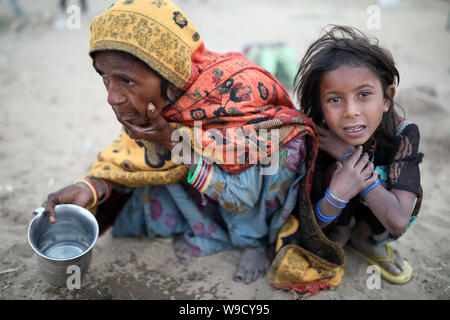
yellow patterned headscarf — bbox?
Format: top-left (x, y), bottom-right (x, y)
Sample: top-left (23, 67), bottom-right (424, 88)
top-left (89, 0), bottom-right (203, 89)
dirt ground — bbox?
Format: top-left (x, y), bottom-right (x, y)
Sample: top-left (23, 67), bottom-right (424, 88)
top-left (0, 0), bottom-right (449, 300)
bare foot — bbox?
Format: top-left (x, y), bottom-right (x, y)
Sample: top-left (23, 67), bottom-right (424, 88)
top-left (326, 225), bottom-right (352, 247)
top-left (172, 235), bottom-right (195, 264)
top-left (234, 248), bottom-right (270, 284)
top-left (350, 221), bottom-right (405, 275)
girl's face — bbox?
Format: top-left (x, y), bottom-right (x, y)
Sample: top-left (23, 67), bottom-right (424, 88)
top-left (320, 65), bottom-right (391, 147)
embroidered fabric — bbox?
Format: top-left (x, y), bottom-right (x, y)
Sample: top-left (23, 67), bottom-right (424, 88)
top-left (387, 122), bottom-right (423, 196)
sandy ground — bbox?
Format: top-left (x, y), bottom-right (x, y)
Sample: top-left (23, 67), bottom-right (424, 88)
top-left (0, 0), bottom-right (449, 300)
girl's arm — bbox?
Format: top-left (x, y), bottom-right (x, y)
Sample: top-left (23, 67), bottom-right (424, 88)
top-left (362, 187), bottom-right (417, 235)
top-left (360, 123), bottom-right (423, 235)
top-left (316, 146), bottom-right (377, 228)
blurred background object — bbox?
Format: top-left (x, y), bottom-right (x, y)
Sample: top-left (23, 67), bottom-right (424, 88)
top-left (243, 43), bottom-right (298, 90)
top-left (2, 0), bottom-right (25, 16)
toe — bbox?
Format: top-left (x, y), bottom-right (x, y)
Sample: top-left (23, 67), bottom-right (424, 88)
top-left (245, 269), bottom-right (258, 284)
top-left (393, 249), bottom-right (405, 272)
top-left (234, 267), bottom-right (246, 283)
top-left (380, 246), bottom-right (402, 275)
top-left (380, 260), bottom-right (401, 275)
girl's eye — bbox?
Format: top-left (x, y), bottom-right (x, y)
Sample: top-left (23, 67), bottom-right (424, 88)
top-left (359, 91), bottom-right (372, 98)
top-left (328, 97), bottom-right (341, 103)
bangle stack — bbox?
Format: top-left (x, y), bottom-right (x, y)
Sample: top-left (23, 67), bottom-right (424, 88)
top-left (315, 188), bottom-right (349, 223)
top-left (74, 178), bottom-right (111, 209)
top-left (187, 155), bottom-right (214, 193)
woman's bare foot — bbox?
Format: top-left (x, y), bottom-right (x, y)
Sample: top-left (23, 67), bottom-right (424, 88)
top-left (234, 248), bottom-right (270, 284)
top-left (172, 235), bottom-right (195, 264)
top-left (350, 220), bottom-right (405, 275)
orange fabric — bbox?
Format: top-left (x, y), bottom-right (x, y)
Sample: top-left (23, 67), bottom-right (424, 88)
top-left (164, 48), bottom-right (314, 173)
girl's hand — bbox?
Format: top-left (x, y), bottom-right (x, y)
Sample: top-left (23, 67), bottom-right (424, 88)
top-left (328, 146), bottom-right (378, 201)
top-left (318, 126), bottom-right (355, 161)
top-left (118, 103), bottom-right (175, 151)
top-left (40, 183), bottom-right (95, 224)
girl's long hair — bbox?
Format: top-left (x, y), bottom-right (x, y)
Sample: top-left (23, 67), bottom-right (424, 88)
top-left (294, 25), bottom-right (401, 147)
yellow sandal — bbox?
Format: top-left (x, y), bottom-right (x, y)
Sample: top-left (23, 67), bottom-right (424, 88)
top-left (350, 243), bottom-right (413, 284)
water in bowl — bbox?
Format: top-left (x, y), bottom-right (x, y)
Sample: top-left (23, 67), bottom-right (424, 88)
top-left (37, 222), bottom-right (92, 260)
top-left (42, 240), bottom-right (87, 260)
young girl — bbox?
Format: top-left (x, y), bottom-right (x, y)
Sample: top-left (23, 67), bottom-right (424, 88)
top-left (294, 25), bottom-right (423, 284)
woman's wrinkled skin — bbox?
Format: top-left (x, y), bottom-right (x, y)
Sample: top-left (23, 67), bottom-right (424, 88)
top-left (94, 51), bottom-right (176, 150)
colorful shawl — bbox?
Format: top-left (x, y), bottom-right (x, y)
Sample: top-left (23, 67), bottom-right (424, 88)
top-left (86, 0), bottom-right (345, 295)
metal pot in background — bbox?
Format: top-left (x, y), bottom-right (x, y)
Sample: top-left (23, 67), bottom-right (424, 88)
top-left (28, 204), bottom-right (99, 287)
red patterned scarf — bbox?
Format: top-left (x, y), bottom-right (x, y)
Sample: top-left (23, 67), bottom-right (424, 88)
top-left (163, 44), bottom-right (315, 173)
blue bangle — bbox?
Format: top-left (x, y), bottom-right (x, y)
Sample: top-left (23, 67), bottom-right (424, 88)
top-left (324, 192), bottom-right (346, 209)
top-left (361, 180), bottom-right (381, 198)
top-left (326, 188), bottom-right (349, 204)
top-left (315, 198), bottom-right (341, 222)
top-left (340, 152), bottom-right (354, 164)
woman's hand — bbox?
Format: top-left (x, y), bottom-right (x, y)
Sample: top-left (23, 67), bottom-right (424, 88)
top-left (328, 146), bottom-right (378, 201)
top-left (318, 126), bottom-right (355, 161)
top-left (118, 103), bottom-right (175, 151)
top-left (40, 183), bottom-right (94, 224)
top-left (40, 178), bottom-right (108, 223)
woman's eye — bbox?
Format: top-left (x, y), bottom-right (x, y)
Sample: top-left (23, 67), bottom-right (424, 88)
top-left (122, 78), bottom-right (135, 86)
top-left (359, 91), bottom-right (372, 98)
top-left (328, 97), bottom-right (341, 103)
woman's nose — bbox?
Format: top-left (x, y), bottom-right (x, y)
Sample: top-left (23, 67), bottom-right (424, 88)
top-left (106, 83), bottom-right (127, 106)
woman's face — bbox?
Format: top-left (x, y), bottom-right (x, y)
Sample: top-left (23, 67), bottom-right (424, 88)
top-left (93, 51), bottom-right (168, 127)
top-left (319, 64), bottom-right (390, 147)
